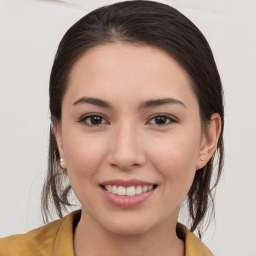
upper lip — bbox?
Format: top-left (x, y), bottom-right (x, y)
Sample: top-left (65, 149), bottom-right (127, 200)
top-left (100, 179), bottom-right (156, 187)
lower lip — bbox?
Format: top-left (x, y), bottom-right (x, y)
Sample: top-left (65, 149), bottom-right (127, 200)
top-left (101, 187), bottom-right (156, 208)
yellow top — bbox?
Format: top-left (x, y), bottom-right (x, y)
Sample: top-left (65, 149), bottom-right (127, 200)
top-left (0, 210), bottom-right (213, 256)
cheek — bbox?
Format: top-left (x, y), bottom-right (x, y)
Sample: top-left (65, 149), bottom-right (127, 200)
top-left (148, 131), bottom-right (201, 168)
top-left (62, 133), bottom-right (108, 207)
top-left (146, 131), bottom-right (201, 192)
top-left (62, 129), bottom-right (107, 185)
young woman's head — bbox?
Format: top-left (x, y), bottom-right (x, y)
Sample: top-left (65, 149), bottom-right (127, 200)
top-left (42, 0), bottom-right (224, 237)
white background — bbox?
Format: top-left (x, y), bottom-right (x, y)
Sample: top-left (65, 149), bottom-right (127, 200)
top-left (0, 0), bottom-right (256, 255)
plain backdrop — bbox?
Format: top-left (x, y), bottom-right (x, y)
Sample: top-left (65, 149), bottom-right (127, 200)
top-left (0, 0), bottom-right (256, 255)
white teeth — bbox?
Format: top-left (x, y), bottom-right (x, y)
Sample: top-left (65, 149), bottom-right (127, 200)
top-left (104, 184), bottom-right (155, 196)
top-left (126, 186), bottom-right (136, 196)
top-left (107, 185), bottom-right (112, 192)
top-left (135, 186), bottom-right (143, 195)
top-left (142, 185), bottom-right (148, 193)
top-left (117, 186), bottom-right (126, 195)
top-left (112, 185), bottom-right (118, 194)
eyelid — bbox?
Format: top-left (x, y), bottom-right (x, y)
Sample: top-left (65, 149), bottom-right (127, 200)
top-left (78, 113), bottom-right (109, 126)
top-left (147, 114), bottom-right (177, 125)
top-left (77, 113), bottom-right (177, 127)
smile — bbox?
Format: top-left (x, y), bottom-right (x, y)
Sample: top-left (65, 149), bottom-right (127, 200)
top-left (102, 184), bottom-right (157, 196)
top-left (100, 180), bottom-right (158, 208)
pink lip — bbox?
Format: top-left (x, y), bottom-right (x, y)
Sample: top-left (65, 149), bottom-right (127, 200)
top-left (100, 178), bottom-right (155, 187)
top-left (101, 189), bottom-right (155, 208)
top-left (100, 180), bottom-right (157, 208)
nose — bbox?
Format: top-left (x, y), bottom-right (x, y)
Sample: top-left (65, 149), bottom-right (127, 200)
top-left (107, 122), bottom-right (146, 170)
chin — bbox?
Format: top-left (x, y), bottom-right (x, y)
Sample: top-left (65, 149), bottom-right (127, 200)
top-left (101, 213), bottom-right (158, 236)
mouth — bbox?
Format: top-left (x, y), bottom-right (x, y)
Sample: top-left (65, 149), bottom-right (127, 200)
top-left (99, 179), bottom-right (158, 208)
top-left (100, 184), bottom-right (158, 196)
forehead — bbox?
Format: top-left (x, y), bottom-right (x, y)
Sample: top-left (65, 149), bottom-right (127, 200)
top-left (64, 42), bottom-right (198, 108)
top-left (70, 42), bottom-right (187, 80)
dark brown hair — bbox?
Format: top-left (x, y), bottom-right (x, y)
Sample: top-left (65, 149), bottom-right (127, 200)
top-left (42, 0), bottom-right (224, 237)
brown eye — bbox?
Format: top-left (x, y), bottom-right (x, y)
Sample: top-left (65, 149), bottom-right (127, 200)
top-left (148, 115), bottom-right (176, 126)
top-left (89, 116), bottom-right (103, 125)
top-left (80, 114), bottom-right (108, 127)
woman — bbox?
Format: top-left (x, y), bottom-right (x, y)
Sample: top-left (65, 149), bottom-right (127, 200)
top-left (0, 1), bottom-right (224, 255)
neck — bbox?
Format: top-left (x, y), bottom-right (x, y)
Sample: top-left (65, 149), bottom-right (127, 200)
top-left (74, 211), bottom-right (184, 256)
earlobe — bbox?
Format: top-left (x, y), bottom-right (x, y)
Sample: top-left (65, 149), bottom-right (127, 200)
top-left (59, 158), bottom-right (66, 169)
top-left (53, 120), bottom-right (67, 169)
top-left (196, 113), bottom-right (221, 170)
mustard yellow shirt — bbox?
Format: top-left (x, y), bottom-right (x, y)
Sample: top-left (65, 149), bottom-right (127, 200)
top-left (0, 210), bottom-right (213, 256)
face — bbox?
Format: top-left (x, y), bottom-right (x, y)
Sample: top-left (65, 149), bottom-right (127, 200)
top-left (55, 43), bottom-right (211, 236)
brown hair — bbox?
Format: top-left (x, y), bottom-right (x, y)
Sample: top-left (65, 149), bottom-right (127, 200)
top-left (42, 0), bottom-right (224, 238)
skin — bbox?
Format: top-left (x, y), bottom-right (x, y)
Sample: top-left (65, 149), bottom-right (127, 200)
top-left (55, 43), bottom-right (221, 256)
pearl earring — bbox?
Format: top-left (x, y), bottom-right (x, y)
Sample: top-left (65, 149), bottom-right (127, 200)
top-left (59, 158), bottom-right (65, 168)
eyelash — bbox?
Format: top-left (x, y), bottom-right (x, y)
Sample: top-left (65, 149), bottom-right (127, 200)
top-left (147, 114), bottom-right (177, 126)
top-left (78, 114), bottom-right (177, 127)
top-left (78, 113), bottom-right (109, 127)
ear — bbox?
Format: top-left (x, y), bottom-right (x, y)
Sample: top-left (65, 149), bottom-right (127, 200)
top-left (196, 113), bottom-right (221, 170)
top-left (53, 119), bottom-right (67, 169)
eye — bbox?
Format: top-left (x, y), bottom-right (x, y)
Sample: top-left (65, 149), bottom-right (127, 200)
top-left (148, 115), bottom-right (176, 126)
top-left (79, 114), bottom-right (109, 127)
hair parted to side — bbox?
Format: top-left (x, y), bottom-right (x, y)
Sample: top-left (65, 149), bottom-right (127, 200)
top-left (42, 0), bottom-right (224, 238)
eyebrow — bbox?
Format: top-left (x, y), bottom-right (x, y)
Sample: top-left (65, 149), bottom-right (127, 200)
top-left (139, 98), bottom-right (186, 109)
top-left (72, 96), bottom-right (186, 109)
top-left (73, 97), bottom-right (111, 108)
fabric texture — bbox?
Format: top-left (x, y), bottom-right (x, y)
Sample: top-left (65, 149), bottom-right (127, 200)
top-left (0, 210), bottom-right (213, 256)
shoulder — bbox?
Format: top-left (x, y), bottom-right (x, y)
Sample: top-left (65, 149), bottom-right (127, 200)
top-left (177, 223), bottom-right (214, 256)
top-left (0, 218), bottom-right (62, 255)
top-left (0, 210), bottom-right (80, 256)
